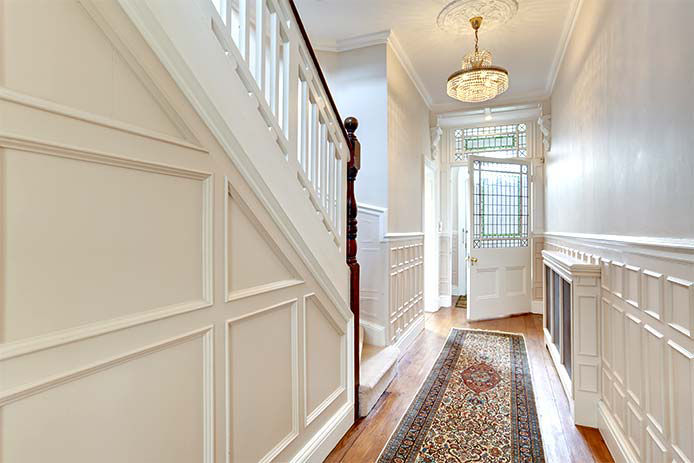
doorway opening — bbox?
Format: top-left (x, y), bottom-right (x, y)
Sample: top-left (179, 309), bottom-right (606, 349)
top-left (451, 166), bottom-right (468, 305)
top-left (448, 123), bottom-right (533, 320)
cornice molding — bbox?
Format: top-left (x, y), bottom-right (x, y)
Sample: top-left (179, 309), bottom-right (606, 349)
top-left (313, 30), bottom-right (433, 110)
top-left (386, 31), bottom-right (434, 109)
top-left (312, 30), bottom-right (391, 53)
top-left (546, 0), bottom-right (584, 96)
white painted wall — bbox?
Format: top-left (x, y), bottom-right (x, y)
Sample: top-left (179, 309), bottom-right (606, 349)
top-left (546, 2), bottom-right (694, 462)
top-left (547, 0), bottom-right (694, 239)
top-left (317, 46), bottom-right (389, 210)
top-left (386, 44), bottom-right (429, 233)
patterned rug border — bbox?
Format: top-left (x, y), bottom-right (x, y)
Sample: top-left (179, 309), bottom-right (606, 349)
top-left (377, 327), bottom-right (545, 463)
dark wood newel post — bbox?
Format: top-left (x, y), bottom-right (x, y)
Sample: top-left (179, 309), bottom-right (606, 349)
top-left (345, 116), bottom-right (360, 420)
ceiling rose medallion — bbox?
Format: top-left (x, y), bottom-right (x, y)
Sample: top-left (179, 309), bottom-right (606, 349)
top-left (446, 16), bottom-right (510, 103)
top-left (437, 0), bottom-right (518, 35)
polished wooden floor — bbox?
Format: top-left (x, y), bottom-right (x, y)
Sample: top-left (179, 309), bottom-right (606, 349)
top-left (326, 306), bottom-right (614, 463)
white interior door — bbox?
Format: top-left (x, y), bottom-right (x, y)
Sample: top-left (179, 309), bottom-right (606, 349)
top-left (467, 156), bottom-right (531, 320)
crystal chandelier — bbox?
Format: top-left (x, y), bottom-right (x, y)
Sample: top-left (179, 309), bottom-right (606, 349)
top-left (446, 16), bottom-right (509, 103)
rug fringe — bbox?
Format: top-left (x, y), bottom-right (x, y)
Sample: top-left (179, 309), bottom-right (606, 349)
top-left (451, 326), bottom-right (527, 339)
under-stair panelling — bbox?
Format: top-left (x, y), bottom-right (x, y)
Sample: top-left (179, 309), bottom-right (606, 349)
top-left (0, 1), bottom-right (354, 462)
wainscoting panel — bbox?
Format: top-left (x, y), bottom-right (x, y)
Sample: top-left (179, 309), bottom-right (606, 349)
top-left (543, 233), bottom-right (694, 463)
top-left (1, 328), bottom-right (214, 463)
top-left (356, 205), bottom-right (425, 350)
top-left (303, 294), bottom-right (346, 427)
top-left (387, 235), bottom-right (424, 346)
top-left (226, 184), bottom-right (303, 302)
top-left (226, 300), bottom-right (299, 463)
top-left (1, 145), bottom-right (211, 345)
top-left (355, 204), bottom-right (390, 345)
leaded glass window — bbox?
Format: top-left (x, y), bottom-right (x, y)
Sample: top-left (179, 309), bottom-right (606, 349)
top-left (453, 129), bottom-right (464, 161)
top-left (453, 123), bottom-right (527, 162)
top-left (472, 160), bottom-right (529, 248)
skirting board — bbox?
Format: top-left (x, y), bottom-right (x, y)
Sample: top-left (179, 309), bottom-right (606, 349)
top-left (597, 401), bottom-right (638, 463)
top-left (531, 300), bottom-right (543, 315)
top-left (291, 402), bottom-right (354, 463)
top-left (393, 315), bottom-right (425, 359)
top-left (360, 319), bottom-right (386, 347)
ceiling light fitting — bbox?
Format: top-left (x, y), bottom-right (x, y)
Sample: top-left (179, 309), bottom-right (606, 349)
top-left (446, 16), bottom-right (510, 103)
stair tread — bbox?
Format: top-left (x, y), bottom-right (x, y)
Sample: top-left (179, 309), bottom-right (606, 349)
top-left (359, 345), bottom-right (399, 390)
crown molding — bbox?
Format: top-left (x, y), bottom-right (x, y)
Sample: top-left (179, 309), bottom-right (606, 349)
top-left (386, 31), bottom-right (434, 109)
top-left (312, 30), bottom-right (391, 53)
top-left (313, 30), bottom-right (433, 110)
top-left (546, 0), bottom-right (584, 96)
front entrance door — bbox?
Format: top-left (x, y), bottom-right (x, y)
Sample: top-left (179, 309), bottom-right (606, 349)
top-left (466, 156), bottom-right (531, 320)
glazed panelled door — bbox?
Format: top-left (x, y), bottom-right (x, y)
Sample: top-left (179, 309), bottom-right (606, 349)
top-left (466, 156), bottom-right (531, 320)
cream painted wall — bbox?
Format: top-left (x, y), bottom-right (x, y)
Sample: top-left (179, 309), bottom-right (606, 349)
top-left (386, 45), bottom-right (429, 233)
top-left (547, 0), bottom-right (694, 239)
top-left (317, 46), bottom-right (389, 210)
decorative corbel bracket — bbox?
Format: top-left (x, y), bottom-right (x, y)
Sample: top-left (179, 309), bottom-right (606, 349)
top-left (430, 126), bottom-right (443, 161)
top-left (537, 114), bottom-right (551, 153)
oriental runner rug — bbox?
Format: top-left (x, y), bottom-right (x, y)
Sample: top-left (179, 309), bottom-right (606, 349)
top-left (378, 328), bottom-right (545, 463)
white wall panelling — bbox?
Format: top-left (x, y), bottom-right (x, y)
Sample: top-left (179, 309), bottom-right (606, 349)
top-left (387, 233), bottom-right (425, 347)
top-left (303, 294), bottom-right (347, 427)
top-left (1, 327), bottom-right (215, 463)
top-left (355, 203), bottom-right (390, 344)
top-left (356, 205), bottom-right (425, 349)
top-left (543, 233), bottom-right (694, 463)
top-left (225, 180), bottom-right (304, 302)
top-left (0, 1), bottom-right (353, 461)
top-left (225, 299), bottom-right (300, 463)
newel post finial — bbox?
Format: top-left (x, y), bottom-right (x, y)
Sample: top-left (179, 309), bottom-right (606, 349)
top-left (344, 116), bottom-right (361, 419)
top-left (345, 116), bottom-right (360, 171)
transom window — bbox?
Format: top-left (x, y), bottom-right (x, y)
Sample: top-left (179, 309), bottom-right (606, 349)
top-left (453, 123), bottom-right (527, 161)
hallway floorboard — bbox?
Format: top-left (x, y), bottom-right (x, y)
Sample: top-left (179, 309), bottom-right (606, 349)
top-left (326, 307), bottom-right (614, 462)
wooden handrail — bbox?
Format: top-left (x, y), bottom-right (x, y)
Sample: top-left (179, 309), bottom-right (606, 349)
top-left (287, 0), bottom-right (351, 149)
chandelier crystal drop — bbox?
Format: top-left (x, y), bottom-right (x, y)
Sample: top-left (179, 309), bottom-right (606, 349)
top-left (446, 16), bottom-right (509, 103)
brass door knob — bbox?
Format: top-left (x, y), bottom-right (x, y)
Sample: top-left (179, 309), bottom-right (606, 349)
top-left (468, 256), bottom-right (478, 265)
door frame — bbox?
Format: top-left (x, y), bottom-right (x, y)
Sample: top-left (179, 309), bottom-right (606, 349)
top-left (423, 159), bottom-right (439, 312)
top-left (455, 166), bottom-right (468, 295)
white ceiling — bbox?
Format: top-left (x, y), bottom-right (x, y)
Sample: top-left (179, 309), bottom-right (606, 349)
top-left (295, 0), bottom-right (580, 113)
